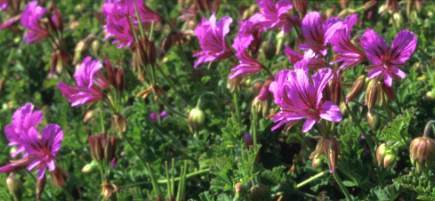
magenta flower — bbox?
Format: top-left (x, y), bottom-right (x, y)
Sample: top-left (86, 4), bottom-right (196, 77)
top-left (149, 110), bottom-right (169, 122)
top-left (58, 57), bottom-right (106, 107)
top-left (254, 0), bottom-right (293, 32)
top-left (102, 0), bottom-right (160, 48)
top-left (0, 104), bottom-right (64, 181)
top-left (193, 14), bottom-right (233, 68)
top-left (0, 0), bottom-right (8, 11)
top-left (24, 124), bottom-right (63, 180)
top-left (4, 103), bottom-right (43, 157)
top-left (229, 53), bottom-right (263, 79)
top-left (20, 1), bottom-right (49, 44)
top-left (284, 47), bottom-right (325, 69)
top-left (360, 29), bottom-right (417, 87)
top-left (269, 68), bottom-right (342, 132)
top-left (300, 11), bottom-right (338, 56)
top-left (324, 14), bottom-right (365, 69)
top-left (232, 17), bottom-right (263, 55)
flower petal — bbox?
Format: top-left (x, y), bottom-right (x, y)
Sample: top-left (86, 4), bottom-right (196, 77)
top-left (360, 29), bottom-right (387, 65)
top-left (390, 30), bottom-right (417, 64)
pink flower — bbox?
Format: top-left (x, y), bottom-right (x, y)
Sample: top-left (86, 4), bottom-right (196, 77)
top-left (324, 14), bottom-right (365, 69)
top-left (149, 110), bottom-right (169, 122)
top-left (284, 47), bottom-right (326, 69)
top-left (4, 103), bottom-right (43, 157)
top-left (269, 68), bottom-right (342, 132)
top-left (0, 0), bottom-right (8, 11)
top-left (193, 14), bottom-right (233, 68)
top-left (101, 0), bottom-right (160, 48)
top-left (300, 11), bottom-right (338, 56)
top-left (58, 57), bottom-right (106, 107)
top-left (20, 1), bottom-right (49, 43)
top-left (254, 0), bottom-right (293, 32)
top-left (232, 17), bottom-right (263, 56)
top-left (360, 29), bottom-right (417, 87)
top-left (0, 103), bottom-right (64, 181)
top-left (229, 53), bottom-right (263, 79)
top-left (24, 124), bottom-right (63, 180)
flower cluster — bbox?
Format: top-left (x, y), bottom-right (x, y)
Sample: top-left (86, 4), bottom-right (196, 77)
top-left (0, 103), bottom-right (64, 181)
top-left (192, 1), bottom-right (417, 133)
top-left (101, 0), bottom-right (160, 48)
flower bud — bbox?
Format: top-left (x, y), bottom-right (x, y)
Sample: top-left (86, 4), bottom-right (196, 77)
top-left (367, 111), bottom-right (378, 129)
top-left (83, 110), bottom-right (95, 123)
top-left (101, 180), bottom-right (117, 200)
top-left (243, 132), bottom-right (253, 147)
top-left (82, 160), bottom-right (99, 173)
top-left (376, 143), bottom-right (397, 168)
top-left (91, 40), bottom-right (100, 55)
top-left (292, 0), bottom-right (307, 17)
top-left (51, 167), bottom-right (67, 188)
top-left (6, 173), bottom-right (22, 200)
top-left (88, 134), bottom-right (117, 164)
top-left (409, 136), bottom-right (435, 171)
top-left (365, 79), bottom-right (379, 111)
top-left (188, 106), bottom-right (205, 132)
top-left (383, 153), bottom-right (396, 168)
top-left (346, 75), bottom-right (365, 103)
top-left (425, 90), bottom-right (435, 101)
top-left (310, 137), bottom-right (339, 172)
top-left (234, 182), bottom-right (243, 194)
top-left (36, 177), bottom-right (46, 201)
top-left (310, 153), bottom-right (323, 169)
top-left (112, 113), bottom-right (127, 134)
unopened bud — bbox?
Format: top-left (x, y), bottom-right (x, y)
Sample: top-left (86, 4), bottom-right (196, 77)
top-left (36, 177), bottom-right (46, 201)
top-left (409, 136), bottom-right (435, 171)
top-left (367, 111), bottom-right (378, 129)
top-left (91, 40), bottom-right (100, 55)
top-left (188, 107), bottom-right (205, 131)
top-left (346, 75), bottom-right (365, 102)
top-left (101, 180), bottom-right (118, 200)
top-left (83, 110), bottom-right (95, 123)
top-left (292, 0), bottom-right (308, 17)
top-left (6, 173), bottom-right (22, 200)
top-left (82, 160), bottom-right (99, 173)
top-left (51, 167), bottom-right (67, 188)
top-left (243, 132), bottom-right (253, 147)
top-left (365, 79), bottom-right (379, 111)
top-left (383, 153), bottom-right (396, 168)
top-left (311, 153), bottom-right (322, 169)
top-left (376, 143), bottom-right (397, 168)
top-left (112, 113), bottom-right (127, 134)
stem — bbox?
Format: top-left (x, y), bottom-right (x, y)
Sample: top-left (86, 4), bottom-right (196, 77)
top-left (157, 168), bottom-right (210, 184)
top-left (295, 170), bottom-right (328, 189)
top-left (344, 101), bottom-right (376, 163)
top-left (423, 120), bottom-right (435, 137)
top-left (333, 171), bottom-right (352, 201)
top-left (124, 136), bottom-right (160, 195)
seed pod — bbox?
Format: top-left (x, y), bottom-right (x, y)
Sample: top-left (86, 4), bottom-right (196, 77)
top-left (346, 75), bottom-right (365, 103)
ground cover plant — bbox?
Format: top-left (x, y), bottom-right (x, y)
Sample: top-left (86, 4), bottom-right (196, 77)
top-left (0, 0), bottom-right (434, 200)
